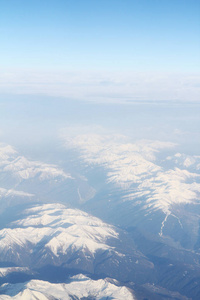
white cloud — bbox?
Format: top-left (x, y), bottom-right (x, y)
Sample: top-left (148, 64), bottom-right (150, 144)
top-left (0, 70), bottom-right (199, 102)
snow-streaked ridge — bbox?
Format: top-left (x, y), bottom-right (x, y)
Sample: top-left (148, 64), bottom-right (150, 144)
top-left (0, 267), bottom-right (30, 278)
top-left (0, 275), bottom-right (135, 300)
top-left (0, 143), bottom-right (72, 181)
top-left (62, 131), bottom-right (200, 214)
top-left (0, 188), bottom-right (33, 199)
top-left (0, 203), bottom-right (119, 260)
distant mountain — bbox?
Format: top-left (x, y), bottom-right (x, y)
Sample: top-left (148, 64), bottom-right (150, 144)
top-left (62, 132), bottom-right (200, 249)
top-left (0, 187), bottom-right (33, 215)
top-left (60, 131), bottom-right (200, 299)
top-left (0, 143), bottom-right (95, 208)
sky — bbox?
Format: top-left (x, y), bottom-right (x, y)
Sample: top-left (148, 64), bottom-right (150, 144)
top-left (0, 0), bottom-right (200, 101)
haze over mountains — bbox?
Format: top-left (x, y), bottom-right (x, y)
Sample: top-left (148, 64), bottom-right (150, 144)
top-left (0, 99), bottom-right (199, 299)
top-left (1, 0), bottom-right (200, 298)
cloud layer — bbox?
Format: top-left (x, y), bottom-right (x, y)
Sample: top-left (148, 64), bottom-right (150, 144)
top-left (0, 70), bottom-right (199, 102)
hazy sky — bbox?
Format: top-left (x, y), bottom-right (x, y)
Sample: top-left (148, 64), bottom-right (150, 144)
top-left (0, 0), bottom-right (200, 101)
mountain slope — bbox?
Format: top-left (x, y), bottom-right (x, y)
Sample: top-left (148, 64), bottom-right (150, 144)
top-left (0, 203), bottom-right (153, 283)
top-left (62, 132), bottom-right (200, 249)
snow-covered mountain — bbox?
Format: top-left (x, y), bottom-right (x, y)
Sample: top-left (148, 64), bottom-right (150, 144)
top-left (0, 275), bottom-right (135, 300)
top-left (166, 152), bottom-right (200, 170)
top-left (0, 143), bottom-right (73, 205)
top-left (0, 187), bottom-right (34, 217)
top-left (0, 203), bottom-right (118, 266)
top-left (0, 143), bottom-right (95, 208)
top-left (0, 144), bottom-right (71, 181)
top-left (62, 132), bottom-right (200, 213)
top-left (0, 129), bottom-right (200, 299)
top-left (61, 131), bottom-right (200, 249)
top-left (0, 203), bottom-right (153, 284)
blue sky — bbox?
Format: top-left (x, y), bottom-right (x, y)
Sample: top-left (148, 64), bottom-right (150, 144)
top-left (0, 0), bottom-right (200, 101)
top-left (1, 0), bottom-right (199, 71)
